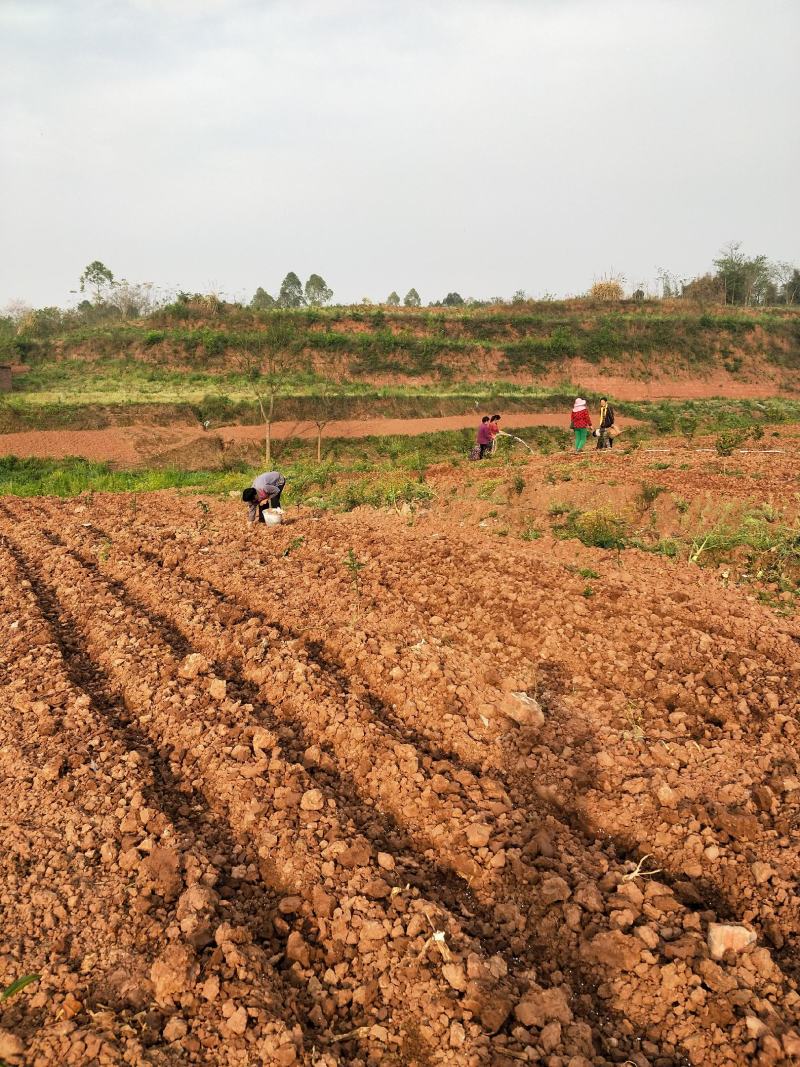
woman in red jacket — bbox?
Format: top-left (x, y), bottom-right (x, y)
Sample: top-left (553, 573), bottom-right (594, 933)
top-left (570, 398), bottom-right (592, 451)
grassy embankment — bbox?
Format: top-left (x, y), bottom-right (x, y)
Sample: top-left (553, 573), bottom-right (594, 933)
top-left (2, 303), bottom-right (799, 432)
top-left (9, 302), bottom-right (800, 379)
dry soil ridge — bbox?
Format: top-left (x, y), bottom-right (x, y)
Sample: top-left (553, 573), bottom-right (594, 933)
top-left (1, 487), bottom-right (798, 1066)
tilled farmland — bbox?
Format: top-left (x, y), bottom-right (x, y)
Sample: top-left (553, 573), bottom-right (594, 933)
top-left (0, 489), bottom-right (798, 1067)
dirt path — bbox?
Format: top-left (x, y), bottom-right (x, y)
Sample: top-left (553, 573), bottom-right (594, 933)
top-left (540, 364), bottom-right (796, 400)
top-left (0, 411), bottom-right (637, 465)
top-left (218, 411), bottom-right (594, 443)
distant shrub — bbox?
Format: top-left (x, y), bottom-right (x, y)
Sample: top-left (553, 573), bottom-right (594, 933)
top-left (589, 279), bottom-right (624, 302)
top-left (200, 330), bottom-right (227, 358)
top-left (13, 337), bottom-right (36, 358)
top-left (678, 412), bottom-right (699, 440)
top-left (652, 408), bottom-right (677, 433)
top-left (715, 429), bottom-right (747, 456)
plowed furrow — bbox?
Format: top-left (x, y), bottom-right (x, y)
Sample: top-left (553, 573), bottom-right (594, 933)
top-left (2, 520), bottom-right (527, 1064)
top-left (69, 513), bottom-right (794, 959)
top-left (7, 498), bottom-right (798, 1065)
top-left (73, 519), bottom-right (601, 845)
top-left (34, 512), bottom-right (748, 1064)
top-left (46, 524), bottom-right (635, 966)
top-left (0, 533), bottom-right (319, 1066)
top-left (102, 514), bottom-right (800, 976)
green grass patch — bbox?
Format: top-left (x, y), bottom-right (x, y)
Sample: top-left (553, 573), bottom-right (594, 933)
top-left (0, 454), bottom-right (435, 515)
top-left (0, 456), bottom-right (247, 497)
top-left (520, 524), bottom-right (543, 541)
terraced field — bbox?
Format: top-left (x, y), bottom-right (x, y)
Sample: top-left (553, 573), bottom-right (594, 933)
top-left (1, 479), bottom-right (798, 1066)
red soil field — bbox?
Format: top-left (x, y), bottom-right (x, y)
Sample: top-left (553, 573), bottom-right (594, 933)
top-left (1, 444), bottom-right (798, 1065)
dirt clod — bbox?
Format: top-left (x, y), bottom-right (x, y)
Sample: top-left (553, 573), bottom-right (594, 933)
top-left (707, 923), bottom-right (758, 959)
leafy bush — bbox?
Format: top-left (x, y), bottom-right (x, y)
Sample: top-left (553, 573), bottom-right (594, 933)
top-left (715, 429), bottom-right (747, 456)
top-left (678, 413), bottom-right (698, 440)
top-left (652, 408), bottom-right (677, 433)
top-left (573, 509), bottom-right (630, 549)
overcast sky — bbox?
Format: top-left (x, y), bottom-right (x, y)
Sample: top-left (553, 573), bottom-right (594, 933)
top-left (1, 0), bottom-right (797, 309)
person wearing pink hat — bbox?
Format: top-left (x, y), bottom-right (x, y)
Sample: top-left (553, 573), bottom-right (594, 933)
top-left (570, 398), bottom-right (592, 451)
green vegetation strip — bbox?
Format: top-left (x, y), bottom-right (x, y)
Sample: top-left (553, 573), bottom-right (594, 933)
top-left (0, 424), bottom-right (564, 502)
top-left (0, 456), bottom-right (434, 511)
top-left (0, 377), bottom-right (583, 432)
top-left (5, 304), bottom-right (799, 377)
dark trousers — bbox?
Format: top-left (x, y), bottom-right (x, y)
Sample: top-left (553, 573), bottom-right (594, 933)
top-left (596, 430), bottom-right (613, 449)
top-left (257, 493), bottom-right (282, 520)
top-left (479, 443), bottom-right (492, 459)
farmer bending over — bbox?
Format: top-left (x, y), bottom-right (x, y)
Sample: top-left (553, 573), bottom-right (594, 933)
top-left (242, 471), bottom-right (286, 523)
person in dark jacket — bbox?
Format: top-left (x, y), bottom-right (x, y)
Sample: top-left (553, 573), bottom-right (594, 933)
top-left (242, 471), bottom-right (286, 523)
top-left (596, 397), bottom-right (616, 449)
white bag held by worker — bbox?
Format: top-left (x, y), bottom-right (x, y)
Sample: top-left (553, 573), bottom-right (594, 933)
top-left (263, 508), bottom-right (283, 526)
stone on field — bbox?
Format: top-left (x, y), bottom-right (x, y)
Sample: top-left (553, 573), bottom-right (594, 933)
top-left (465, 822), bottom-right (492, 848)
top-left (540, 875), bottom-right (572, 905)
top-left (150, 944), bottom-right (199, 1004)
top-left (707, 923), bottom-right (756, 959)
top-left (514, 985), bottom-right (573, 1028)
top-left (0, 1031), bottom-right (24, 1065)
top-left (300, 788), bottom-right (325, 811)
top-left (581, 930), bottom-right (642, 971)
top-left (178, 652), bottom-right (209, 678)
top-left (499, 691), bottom-right (545, 728)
